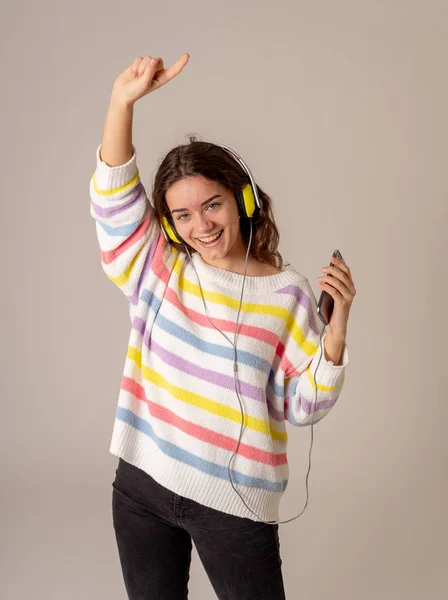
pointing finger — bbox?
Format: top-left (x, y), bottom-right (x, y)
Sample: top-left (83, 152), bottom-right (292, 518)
top-left (155, 53), bottom-right (190, 86)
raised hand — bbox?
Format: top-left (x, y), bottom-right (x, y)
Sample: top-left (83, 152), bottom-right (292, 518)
top-left (112, 53), bottom-right (190, 106)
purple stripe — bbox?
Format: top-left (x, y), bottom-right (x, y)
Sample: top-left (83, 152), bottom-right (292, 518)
top-left (298, 393), bottom-right (337, 415)
top-left (277, 284), bottom-right (320, 335)
top-left (128, 237), bottom-right (159, 305)
top-left (288, 373), bottom-right (339, 415)
top-left (91, 183), bottom-right (144, 218)
top-left (132, 317), bottom-right (285, 421)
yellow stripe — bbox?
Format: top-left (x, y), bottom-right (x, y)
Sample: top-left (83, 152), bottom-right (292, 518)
top-left (306, 363), bottom-right (343, 391)
top-left (127, 346), bottom-right (288, 441)
top-left (174, 259), bottom-right (319, 357)
top-left (107, 244), bottom-right (144, 286)
top-left (91, 170), bottom-right (140, 196)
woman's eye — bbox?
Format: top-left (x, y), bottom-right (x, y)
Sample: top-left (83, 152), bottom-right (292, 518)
top-left (177, 203), bottom-right (220, 221)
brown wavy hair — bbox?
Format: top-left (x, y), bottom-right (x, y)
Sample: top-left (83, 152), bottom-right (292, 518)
top-left (151, 136), bottom-right (287, 270)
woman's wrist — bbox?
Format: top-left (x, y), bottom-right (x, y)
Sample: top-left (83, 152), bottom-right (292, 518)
top-left (323, 331), bottom-right (346, 366)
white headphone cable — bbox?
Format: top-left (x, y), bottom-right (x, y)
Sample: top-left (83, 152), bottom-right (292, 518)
top-left (183, 219), bottom-right (325, 525)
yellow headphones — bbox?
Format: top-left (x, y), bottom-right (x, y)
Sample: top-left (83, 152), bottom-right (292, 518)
top-left (160, 144), bottom-right (262, 245)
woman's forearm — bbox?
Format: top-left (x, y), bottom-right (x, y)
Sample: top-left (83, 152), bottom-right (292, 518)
top-left (100, 95), bottom-right (135, 167)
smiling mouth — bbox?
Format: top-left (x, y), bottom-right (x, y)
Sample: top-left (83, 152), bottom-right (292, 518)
top-left (195, 230), bottom-right (224, 245)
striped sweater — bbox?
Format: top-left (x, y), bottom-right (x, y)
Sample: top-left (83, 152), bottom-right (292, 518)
top-left (89, 144), bottom-right (349, 522)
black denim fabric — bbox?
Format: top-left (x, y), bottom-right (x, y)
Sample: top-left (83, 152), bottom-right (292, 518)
top-left (112, 458), bottom-right (286, 599)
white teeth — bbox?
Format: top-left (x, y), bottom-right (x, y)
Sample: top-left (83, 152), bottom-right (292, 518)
top-left (197, 231), bottom-right (222, 243)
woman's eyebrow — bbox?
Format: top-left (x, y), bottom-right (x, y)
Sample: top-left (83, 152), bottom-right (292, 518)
top-left (171, 194), bottom-right (222, 214)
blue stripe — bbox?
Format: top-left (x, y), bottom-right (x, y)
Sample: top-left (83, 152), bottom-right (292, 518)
top-left (268, 370), bottom-right (285, 398)
top-left (141, 287), bottom-right (162, 312)
top-left (117, 406), bottom-right (287, 492)
top-left (98, 219), bottom-right (141, 237)
top-left (140, 289), bottom-right (271, 374)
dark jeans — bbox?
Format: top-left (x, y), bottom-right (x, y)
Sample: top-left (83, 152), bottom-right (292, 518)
top-left (112, 458), bottom-right (286, 600)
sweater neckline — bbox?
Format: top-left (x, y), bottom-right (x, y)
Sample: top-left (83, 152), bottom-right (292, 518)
top-left (190, 252), bottom-right (302, 293)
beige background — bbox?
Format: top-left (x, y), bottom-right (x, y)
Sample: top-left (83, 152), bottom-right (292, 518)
top-left (2, 0), bottom-right (447, 598)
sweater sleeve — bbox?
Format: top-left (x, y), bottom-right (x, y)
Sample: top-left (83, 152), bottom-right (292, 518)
top-left (89, 144), bottom-right (172, 302)
top-left (282, 278), bottom-right (349, 427)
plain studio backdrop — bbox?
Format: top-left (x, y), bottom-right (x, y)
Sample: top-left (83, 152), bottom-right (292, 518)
top-left (1, 0), bottom-right (447, 598)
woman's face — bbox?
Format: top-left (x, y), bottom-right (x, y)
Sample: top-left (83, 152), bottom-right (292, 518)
top-left (165, 176), bottom-right (247, 267)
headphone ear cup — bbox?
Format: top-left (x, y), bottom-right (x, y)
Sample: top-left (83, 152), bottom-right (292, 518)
top-left (239, 183), bottom-right (257, 218)
top-left (161, 215), bottom-right (183, 244)
top-left (235, 190), bottom-right (247, 218)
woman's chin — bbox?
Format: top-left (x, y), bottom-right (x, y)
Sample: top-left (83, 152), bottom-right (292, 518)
top-left (201, 247), bottom-right (227, 260)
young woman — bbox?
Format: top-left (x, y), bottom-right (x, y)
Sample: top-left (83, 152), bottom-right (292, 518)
top-left (90, 53), bottom-right (356, 600)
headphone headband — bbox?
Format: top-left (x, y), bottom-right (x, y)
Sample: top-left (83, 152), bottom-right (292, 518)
top-left (219, 144), bottom-right (262, 211)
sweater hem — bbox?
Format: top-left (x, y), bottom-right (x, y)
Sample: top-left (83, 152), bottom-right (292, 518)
top-left (109, 419), bottom-right (283, 522)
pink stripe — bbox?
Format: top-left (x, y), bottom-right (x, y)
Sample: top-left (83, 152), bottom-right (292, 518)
top-left (277, 340), bottom-right (297, 377)
top-left (164, 285), bottom-right (279, 345)
top-left (132, 320), bottom-right (285, 421)
top-left (100, 215), bottom-right (151, 265)
top-left (121, 376), bottom-right (288, 467)
top-left (155, 255), bottom-right (299, 376)
top-left (150, 233), bottom-right (172, 281)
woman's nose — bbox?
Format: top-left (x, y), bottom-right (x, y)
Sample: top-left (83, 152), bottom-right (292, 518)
top-left (195, 213), bottom-right (214, 231)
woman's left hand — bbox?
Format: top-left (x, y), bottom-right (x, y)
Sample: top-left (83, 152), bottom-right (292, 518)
top-left (317, 256), bottom-right (356, 339)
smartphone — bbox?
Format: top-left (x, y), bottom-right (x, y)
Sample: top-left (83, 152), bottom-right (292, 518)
top-left (317, 249), bottom-right (346, 325)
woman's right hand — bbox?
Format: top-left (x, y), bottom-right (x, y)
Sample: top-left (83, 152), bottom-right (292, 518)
top-left (111, 53), bottom-right (190, 106)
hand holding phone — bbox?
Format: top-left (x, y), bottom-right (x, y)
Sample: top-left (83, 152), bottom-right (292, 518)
top-left (317, 249), bottom-right (346, 325)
